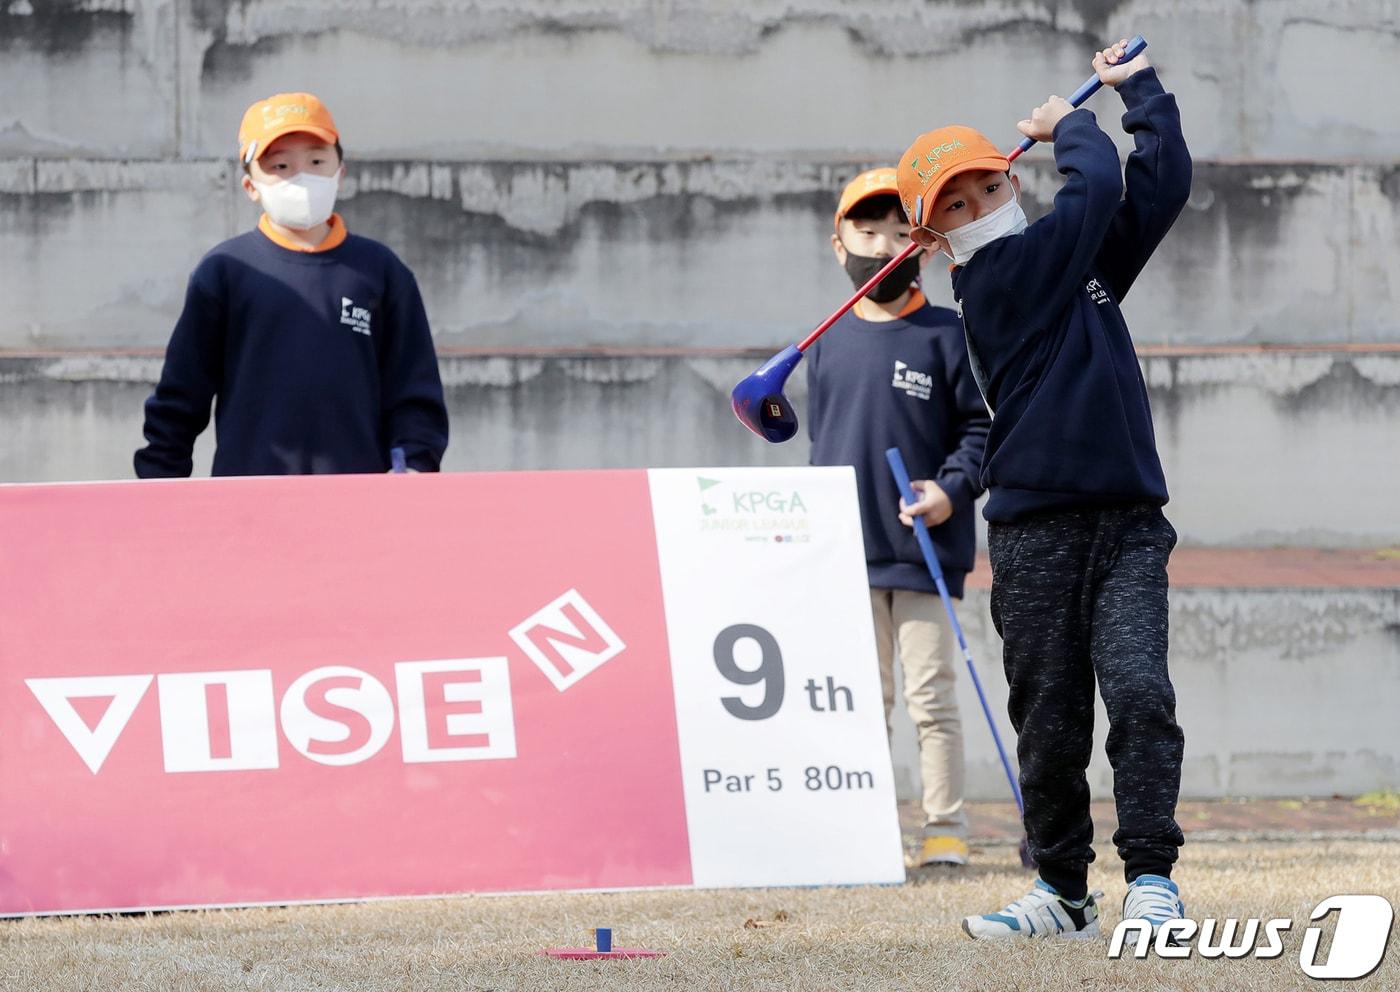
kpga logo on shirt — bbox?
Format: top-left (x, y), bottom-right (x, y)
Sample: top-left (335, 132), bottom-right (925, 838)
top-left (340, 296), bottom-right (372, 335)
top-left (1086, 278), bottom-right (1111, 305)
top-left (892, 360), bottom-right (933, 401)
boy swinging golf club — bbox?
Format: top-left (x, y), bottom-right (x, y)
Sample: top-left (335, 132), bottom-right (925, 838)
top-left (896, 38), bottom-right (1192, 940)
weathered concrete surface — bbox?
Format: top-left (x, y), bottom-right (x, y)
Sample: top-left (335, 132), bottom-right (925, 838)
top-left (3, 158), bottom-right (1398, 348)
top-left (6, 1), bottom-right (1400, 161)
top-left (2, 349), bottom-right (1397, 548)
top-left (0, 160), bottom-right (233, 347)
top-left (888, 585), bottom-right (1400, 801)
top-left (0, 0), bottom-right (177, 159)
top-left (3, 2), bottom-right (1398, 349)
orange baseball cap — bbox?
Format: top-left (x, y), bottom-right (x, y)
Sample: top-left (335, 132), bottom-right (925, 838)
top-left (897, 126), bottom-right (1010, 228)
top-left (238, 92), bottom-right (339, 165)
top-left (833, 167), bottom-right (901, 230)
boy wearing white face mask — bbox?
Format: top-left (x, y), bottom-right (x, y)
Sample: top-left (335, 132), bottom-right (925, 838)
top-left (807, 168), bottom-right (991, 867)
top-left (135, 92), bottom-right (448, 477)
top-left (895, 43), bottom-right (1192, 940)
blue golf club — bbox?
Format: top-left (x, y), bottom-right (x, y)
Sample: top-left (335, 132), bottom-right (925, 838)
top-left (886, 446), bottom-right (1035, 868)
top-left (1006, 34), bottom-right (1147, 164)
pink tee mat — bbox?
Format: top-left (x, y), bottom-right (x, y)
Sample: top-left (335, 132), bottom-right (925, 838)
top-left (543, 927), bottom-right (665, 959)
top-left (542, 948), bottom-right (666, 960)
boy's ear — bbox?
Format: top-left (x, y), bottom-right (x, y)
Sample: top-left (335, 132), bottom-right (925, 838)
top-left (241, 173), bottom-right (260, 203)
top-left (830, 232), bottom-right (847, 265)
top-left (1010, 173), bottom-right (1021, 196)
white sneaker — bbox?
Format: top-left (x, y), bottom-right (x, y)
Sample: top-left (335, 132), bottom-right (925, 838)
top-left (1122, 875), bottom-right (1185, 935)
top-left (962, 880), bottom-right (1104, 940)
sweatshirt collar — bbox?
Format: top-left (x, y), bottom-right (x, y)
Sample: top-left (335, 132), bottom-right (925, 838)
top-left (853, 288), bottom-right (927, 322)
top-left (257, 212), bottom-right (348, 253)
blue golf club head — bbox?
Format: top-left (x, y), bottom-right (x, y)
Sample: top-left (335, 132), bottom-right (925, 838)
top-left (731, 345), bottom-right (802, 443)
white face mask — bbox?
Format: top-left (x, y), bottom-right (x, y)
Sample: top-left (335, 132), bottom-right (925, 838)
top-left (252, 171), bottom-right (340, 231)
top-left (934, 187), bottom-right (1028, 265)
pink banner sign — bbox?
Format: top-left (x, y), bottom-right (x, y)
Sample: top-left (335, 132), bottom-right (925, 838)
top-left (0, 469), bottom-right (903, 915)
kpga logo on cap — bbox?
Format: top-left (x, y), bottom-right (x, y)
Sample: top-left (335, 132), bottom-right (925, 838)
top-left (897, 125), bottom-right (1009, 227)
top-left (238, 91), bottom-right (339, 164)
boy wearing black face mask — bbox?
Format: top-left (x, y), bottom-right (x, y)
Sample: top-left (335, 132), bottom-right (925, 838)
top-left (806, 168), bottom-right (991, 867)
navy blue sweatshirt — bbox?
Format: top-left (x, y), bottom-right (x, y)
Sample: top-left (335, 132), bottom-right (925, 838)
top-left (136, 224), bottom-right (449, 477)
top-left (807, 293), bottom-right (990, 598)
top-left (950, 68), bottom-right (1190, 522)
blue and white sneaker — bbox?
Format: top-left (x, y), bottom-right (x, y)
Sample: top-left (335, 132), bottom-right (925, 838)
top-left (1122, 874), bottom-right (1186, 936)
top-left (961, 880), bottom-right (1103, 940)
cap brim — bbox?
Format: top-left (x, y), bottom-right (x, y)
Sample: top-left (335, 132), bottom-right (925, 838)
top-left (915, 155), bottom-right (1013, 223)
top-left (245, 124), bottom-right (339, 163)
top-left (834, 182), bottom-right (903, 230)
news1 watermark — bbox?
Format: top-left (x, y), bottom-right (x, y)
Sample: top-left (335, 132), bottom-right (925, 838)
top-left (1109, 895), bottom-right (1395, 980)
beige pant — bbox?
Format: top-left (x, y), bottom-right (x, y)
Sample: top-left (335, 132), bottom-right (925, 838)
top-left (870, 587), bottom-right (968, 841)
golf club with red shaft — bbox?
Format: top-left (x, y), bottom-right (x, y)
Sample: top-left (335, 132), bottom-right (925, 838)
top-left (730, 34), bottom-right (1147, 443)
top-left (886, 446), bottom-right (1036, 869)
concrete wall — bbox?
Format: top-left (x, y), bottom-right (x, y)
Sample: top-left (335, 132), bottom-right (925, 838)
top-left (5, 348), bottom-right (1399, 547)
top-left (5, 1), bottom-right (1400, 160)
top-left (3, 1), bottom-right (1399, 352)
top-left (4, 157), bottom-right (1399, 350)
top-left (892, 586), bottom-right (1400, 801)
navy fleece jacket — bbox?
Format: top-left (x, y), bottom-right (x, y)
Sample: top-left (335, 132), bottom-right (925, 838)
top-left (136, 227), bottom-right (449, 477)
top-left (950, 68), bottom-right (1191, 522)
top-left (807, 294), bottom-right (990, 598)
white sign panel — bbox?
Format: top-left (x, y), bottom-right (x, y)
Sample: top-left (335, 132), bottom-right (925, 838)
top-left (649, 467), bottom-right (905, 888)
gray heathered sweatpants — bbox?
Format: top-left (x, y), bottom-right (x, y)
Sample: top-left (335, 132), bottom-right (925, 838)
top-left (988, 503), bottom-right (1185, 901)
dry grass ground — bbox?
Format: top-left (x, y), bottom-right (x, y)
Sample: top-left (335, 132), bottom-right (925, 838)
top-left (3, 840), bottom-right (1397, 992)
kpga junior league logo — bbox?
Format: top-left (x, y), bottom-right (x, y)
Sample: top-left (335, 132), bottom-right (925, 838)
top-left (1108, 894), bottom-right (1395, 980)
top-left (695, 476), bottom-right (812, 543)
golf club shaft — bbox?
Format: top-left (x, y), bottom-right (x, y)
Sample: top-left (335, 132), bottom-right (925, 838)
top-left (1006, 33), bottom-right (1147, 163)
top-left (797, 241), bottom-right (921, 352)
top-left (885, 447), bottom-right (1025, 814)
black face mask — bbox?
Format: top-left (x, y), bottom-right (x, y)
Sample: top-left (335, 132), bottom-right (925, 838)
top-left (841, 247), bottom-right (922, 303)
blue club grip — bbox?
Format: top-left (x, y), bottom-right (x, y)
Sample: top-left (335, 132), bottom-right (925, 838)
top-left (1010, 34), bottom-right (1147, 157)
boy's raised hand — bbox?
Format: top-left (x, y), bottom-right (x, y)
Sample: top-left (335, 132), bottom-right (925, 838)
top-left (1016, 95), bottom-right (1075, 143)
top-left (1093, 37), bottom-right (1150, 87)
